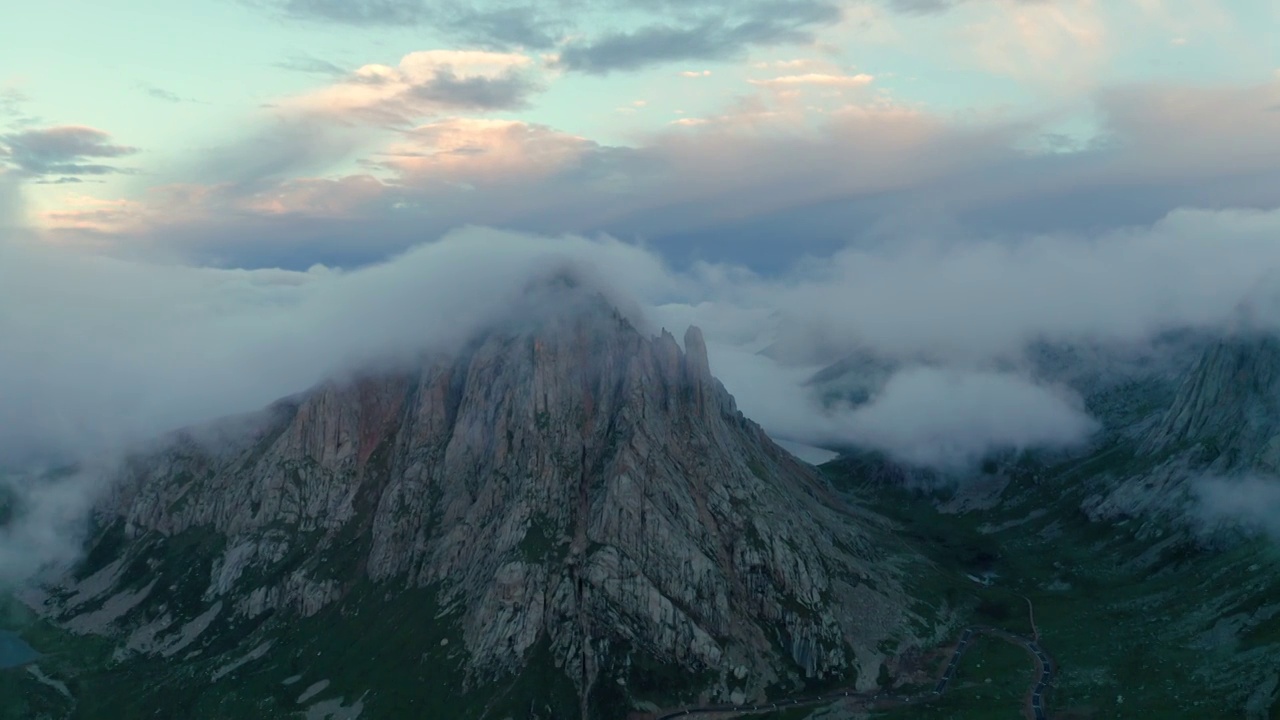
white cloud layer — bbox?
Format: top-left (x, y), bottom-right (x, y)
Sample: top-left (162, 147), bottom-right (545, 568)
top-left (8, 206), bottom-right (1280, 470)
top-left (5, 204), bottom-right (1280, 582)
top-left (1193, 476), bottom-right (1280, 541)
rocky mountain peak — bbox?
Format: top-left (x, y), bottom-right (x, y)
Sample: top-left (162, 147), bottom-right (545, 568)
top-left (26, 299), bottom-right (917, 718)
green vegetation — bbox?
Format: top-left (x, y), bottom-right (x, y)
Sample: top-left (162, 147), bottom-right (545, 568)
top-left (6, 426), bottom-right (1279, 720)
top-left (518, 514), bottom-right (565, 563)
top-left (823, 445), bottom-right (1280, 720)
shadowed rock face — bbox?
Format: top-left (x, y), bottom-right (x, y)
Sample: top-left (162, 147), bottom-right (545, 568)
top-left (34, 293), bottom-right (915, 712)
top-left (1085, 334), bottom-right (1280, 529)
top-left (1143, 335), bottom-right (1280, 472)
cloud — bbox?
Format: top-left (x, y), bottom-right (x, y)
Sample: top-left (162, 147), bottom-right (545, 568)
top-left (8, 199), bottom-right (1280, 582)
top-left (0, 126), bottom-right (138, 177)
top-left (373, 118), bottom-right (597, 185)
top-left (836, 367), bottom-right (1098, 467)
top-left (159, 112), bottom-right (374, 194)
top-left (0, 228), bottom-right (677, 465)
top-left (0, 87), bottom-right (35, 123)
top-left (16, 203), bottom-right (1280, 465)
top-left (664, 335), bottom-right (1096, 468)
top-left (261, 0), bottom-right (843, 64)
top-left (443, 5), bottom-right (563, 49)
top-left (37, 76), bottom-right (1280, 282)
top-left (274, 56), bottom-right (350, 76)
top-left (885, 0), bottom-right (954, 12)
top-left (141, 85), bottom-right (201, 104)
top-left (0, 168), bottom-right (23, 229)
top-left (958, 0), bottom-right (1107, 88)
top-left (264, 0), bottom-right (562, 49)
top-left (1, 467), bottom-right (104, 587)
top-left (555, 1), bottom-right (842, 74)
top-left (285, 50), bottom-right (541, 125)
top-left (1193, 476), bottom-right (1280, 540)
top-left (274, 0), bottom-right (430, 24)
top-left (886, 0), bottom-right (1061, 14)
top-left (739, 207), bottom-right (1280, 364)
top-left (748, 72), bottom-right (875, 87)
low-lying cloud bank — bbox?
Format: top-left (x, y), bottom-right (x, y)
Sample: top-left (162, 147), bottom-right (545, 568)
top-left (0, 467), bottom-right (102, 585)
top-left (839, 368), bottom-right (1097, 469)
top-left (4, 205), bottom-right (1280, 582)
top-left (0, 229), bottom-right (674, 464)
top-left (7, 206), bottom-right (1280, 470)
top-left (1193, 476), bottom-right (1280, 541)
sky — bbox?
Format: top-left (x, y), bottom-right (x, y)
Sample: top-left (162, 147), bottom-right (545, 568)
top-left (1, 0), bottom-right (1278, 268)
top-left (3, 1), bottom-right (1280, 579)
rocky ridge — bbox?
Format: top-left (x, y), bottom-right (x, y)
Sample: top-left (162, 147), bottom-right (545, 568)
top-left (1084, 333), bottom-right (1280, 528)
top-left (25, 291), bottom-right (920, 717)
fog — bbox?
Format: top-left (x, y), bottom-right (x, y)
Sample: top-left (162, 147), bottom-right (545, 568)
top-left (4, 206), bottom-right (1280, 582)
top-left (6, 208), bottom-right (1280, 470)
top-left (1193, 476), bottom-right (1280, 541)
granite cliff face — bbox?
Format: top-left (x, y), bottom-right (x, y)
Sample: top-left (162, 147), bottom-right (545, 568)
top-left (1084, 334), bottom-right (1280, 528)
top-left (26, 293), bottom-right (917, 718)
top-left (1142, 335), bottom-right (1280, 471)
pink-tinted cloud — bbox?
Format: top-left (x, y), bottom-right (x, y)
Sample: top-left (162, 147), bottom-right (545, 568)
top-left (749, 72), bottom-right (876, 87)
top-left (958, 0), bottom-right (1108, 89)
top-left (285, 50), bottom-right (543, 125)
top-left (375, 118), bottom-right (596, 185)
top-left (29, 78), bottom-right (1280, 275)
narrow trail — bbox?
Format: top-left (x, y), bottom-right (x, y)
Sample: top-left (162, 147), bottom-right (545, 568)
top-left (652, 624), bottom-right (1055, 720)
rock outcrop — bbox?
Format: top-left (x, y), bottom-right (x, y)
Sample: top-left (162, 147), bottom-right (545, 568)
top-left (1085, 333), bottom-right (1280, 529)
top-left (1142, 335), bottom-right (1280, 472)
top-left (30, 289), bottom-right (916, 717)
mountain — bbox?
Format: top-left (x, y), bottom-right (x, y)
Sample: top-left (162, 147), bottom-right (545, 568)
top-left (1143, 334), bottom-right (1280, 471)
top-left (1082, 333), bottom-right (1280, 531)
top-left (11, 291), bottom-right (925, 719)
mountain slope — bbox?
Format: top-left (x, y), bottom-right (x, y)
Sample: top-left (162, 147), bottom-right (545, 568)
top-left (16, 294), bottom-right (923, 719)
top-left (1082, 333), bottom-right (1280, 529)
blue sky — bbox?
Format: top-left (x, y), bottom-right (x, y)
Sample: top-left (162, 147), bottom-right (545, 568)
top-left (1, 0), bottom-right (1279, 270)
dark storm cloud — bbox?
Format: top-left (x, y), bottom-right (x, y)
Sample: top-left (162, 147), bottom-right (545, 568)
top-left (0, 126), bottom-right (138, 177)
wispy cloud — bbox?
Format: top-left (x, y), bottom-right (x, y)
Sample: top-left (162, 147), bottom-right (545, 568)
top-left (274, 56), bottom-right (350, 76)
top-left (263, 0), bottom-right (562, 48)
top-left (141, 85), bottom-right (202, 104)
top-left (749, 72), bottom-right (875, 87)
top-left (285, 50), bottom-right (543, 125)
top-left (0, 126), bottom-right (138, 178)
top-left (1194, 476), bottom-right (1280, 540)
top-left (555, 1), bottom-right (842, 74)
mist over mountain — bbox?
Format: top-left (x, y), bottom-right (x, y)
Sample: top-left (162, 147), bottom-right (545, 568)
top-left (4, 210), bottom-right (1280, 590)
top-left (10, 283), bottom-right (934, 718)
top-left (6, 208), bottom-right (1280, 468)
